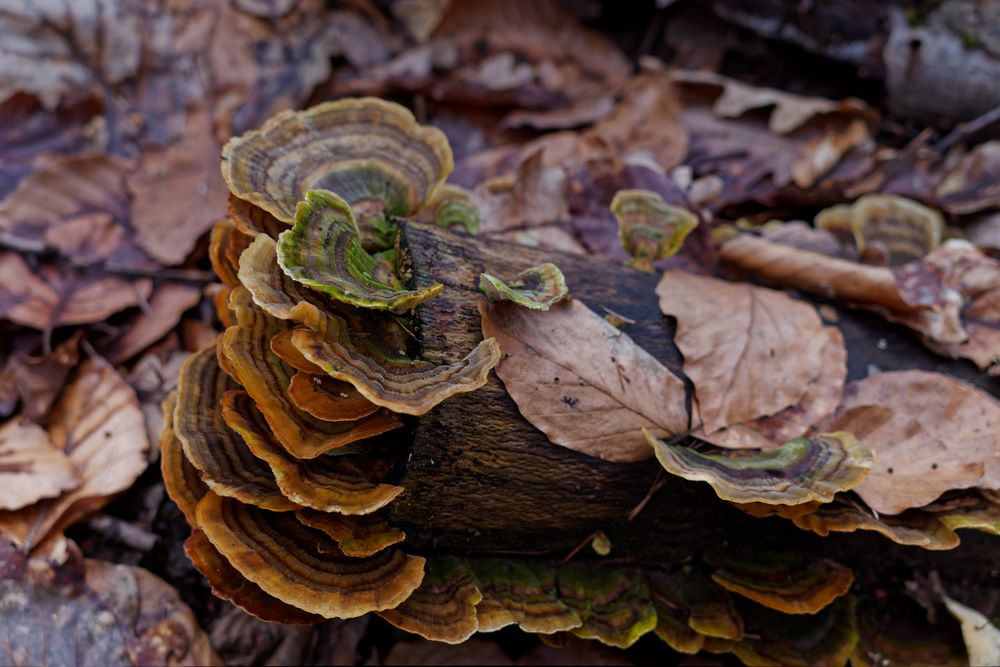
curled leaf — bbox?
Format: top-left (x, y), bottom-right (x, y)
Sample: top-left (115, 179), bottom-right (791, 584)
top-left (377, 556), bottom-right (482, 644)
top-left (480, 299), bottom-right (688, 462)
top-left (478, 262), bottom-right (568, 311)
top-left (221, 98), bottom-right (453, 222)
top-left (0, 419), bottom-right (77, 511)
top-left (848, 194), bottom-right (944, 266)
top-left (276, 189), bottom-right (442, 312)
top-left (645, 431), bottom-right (874, 505)
top-left (610, 189), bottom-right (699, 271)
top-left (196, 492), bottom-right (425, 619)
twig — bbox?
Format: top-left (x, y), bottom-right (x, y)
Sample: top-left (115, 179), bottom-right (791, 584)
top-left (934, 102), bottom-right (1000, 154)
top-left (627, 469), bottom-right (667, 522)
top-left (560, 531), bottom-right (600, 565)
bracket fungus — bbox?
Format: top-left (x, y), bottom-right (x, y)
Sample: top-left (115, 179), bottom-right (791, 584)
top-left (478, 262), bottom-right (569, 311)
top-left (161, 96), bottom-right (998, 664)
top-left (610, 189), bottom-right (699, 271)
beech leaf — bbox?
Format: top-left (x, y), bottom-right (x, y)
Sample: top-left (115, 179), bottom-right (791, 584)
top-left (479, 298), bottom-right (688, 462)
top-left (819, 370), bottom-right (1000, 515)
top-left (656, 269), bottom-right (827, 435)
top-left (0, 420), bottom-right (77, 511)
top-left (0, 356), bottom-right (149, 550)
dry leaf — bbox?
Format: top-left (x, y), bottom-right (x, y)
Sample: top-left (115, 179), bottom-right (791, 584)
top-left (127, 111), bottom-right (228, 265)
top-left (0, 356), bottom-right (149, 550)
top-left (0, 549), bottom-right (220, 666)
top-left (820, 370), bottom-right (1000, 515)
top-left (0, 251), bottom-right (152, 330)
top-left (656, 269), bottom-right (827, 435)
top-left (100, 283), bottom-right (202, 364)
top-left (0, 0), bottom-right (143, 109)
top-left (0, 332), bottom-right (81, 421)
top-left (475, 151), bottom-right (568, 233)
top-left (0, 420), bottom-right (77, 511)
top-left (479, 298), bottom-right (688, 462)
top-left (699, 326), bottom-right (846, 450)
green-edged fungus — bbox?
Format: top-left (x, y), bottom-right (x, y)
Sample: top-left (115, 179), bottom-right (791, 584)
top-left (417, 184), bottom-right (481, 234)
top-left (646, 570), bottom-right (744, 642)
top-left (276, 189), bottom-right (442, 312)
top-left (644, 431), bottom-right (874, 505)
top-left (287, 372), bottom-right (379, 422)
top-left (173, 349), bottom-right (299, 511)
top-left (290, 302), bottom-right (501, 416)
top-left (185, 529), bottom-right (322, 625)
top-left (478, 262), bottom-right (569, 311)
top-left (706, 548), bottom-right (853, 614)
top-left (378, 556), bottom-right (483, 644)
top-left (791, 501), bottom-right (961, 550)
top-left (556, 565), bottom-right (657, 649)
top-left (849, 194), bottom-right (944, 266)
top-left (469, 559), bottom-right (581, 634)
top-left (731, 596), bottom-right (859, 667)
top-left (294, 509), bottom-right (405, 557)
top-left (160, 393), bottom-right (209, 526)
top-left (196, 492), bottom-right (425, 618)
top-left (610, 189), bottom-right (699, 271)
top-left (221, 391), bottom-right (403, 515)
top-left (220, 289), bottom-right (403, 458)
top-left (925, 491), bottom-right (1000, 536)
top-left (221, 97), bottom-right (453, 246)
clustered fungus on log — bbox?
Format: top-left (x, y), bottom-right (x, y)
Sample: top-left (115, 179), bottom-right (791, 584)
top-left (163, 98), bottom-right (998, 663)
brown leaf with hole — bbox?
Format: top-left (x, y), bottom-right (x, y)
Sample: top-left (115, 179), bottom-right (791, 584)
top-left (819, 370), bottom-right (1000, 514)
top-left (0, 356), bottom-right (148, 550)
top-left (698, 326), bottom-right (846, 449)
top-left (656, 269), bottom-right (827, 435)
top-left (480, 298), bottom-right (688, 462)
top-left (0, 420), bottom-right (77, 511)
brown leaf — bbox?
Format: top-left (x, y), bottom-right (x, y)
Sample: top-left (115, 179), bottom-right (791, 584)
top-left (127, 111), bottom-right (229, 265)
top-left (0, 332), bottom-right (81, 421)
top-left (0, 356), bottom-right (148, 550)
top-left (480, 298), bottom-right (688, 462)
top-left (698, 326), bottom-right (846, 450)
top-left (99, 283), bottom-right (202, 365)
top-left (0, 251), bottom-right (152, 330)
top-left (820, 370), bottom-right (1000, 514)
top-left (937, 142), bottom-right (1000, 214)
top-left (656, 269), bottom-right (827, 435)
top-left (0, 552), bottom-right (219, 666)
top-left (0, 420), bottom-right (77, 511)
top-left (475, 151), bottom-right (568, 233)
top-left (0, 1), bottom-right (143, 109)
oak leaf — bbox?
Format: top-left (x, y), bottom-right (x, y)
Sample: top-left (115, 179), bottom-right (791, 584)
top-left (479, 298), bottom-right (688, 462)
top-left (656, 269), bottom-right (827, 435)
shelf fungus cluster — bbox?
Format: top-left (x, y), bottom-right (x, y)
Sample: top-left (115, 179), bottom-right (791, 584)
top-left (163, 98), bottom-right (996, 663)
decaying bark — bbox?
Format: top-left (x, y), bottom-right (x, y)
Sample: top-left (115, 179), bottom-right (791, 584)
top-left (390, 221), bottom-right (998, 583)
